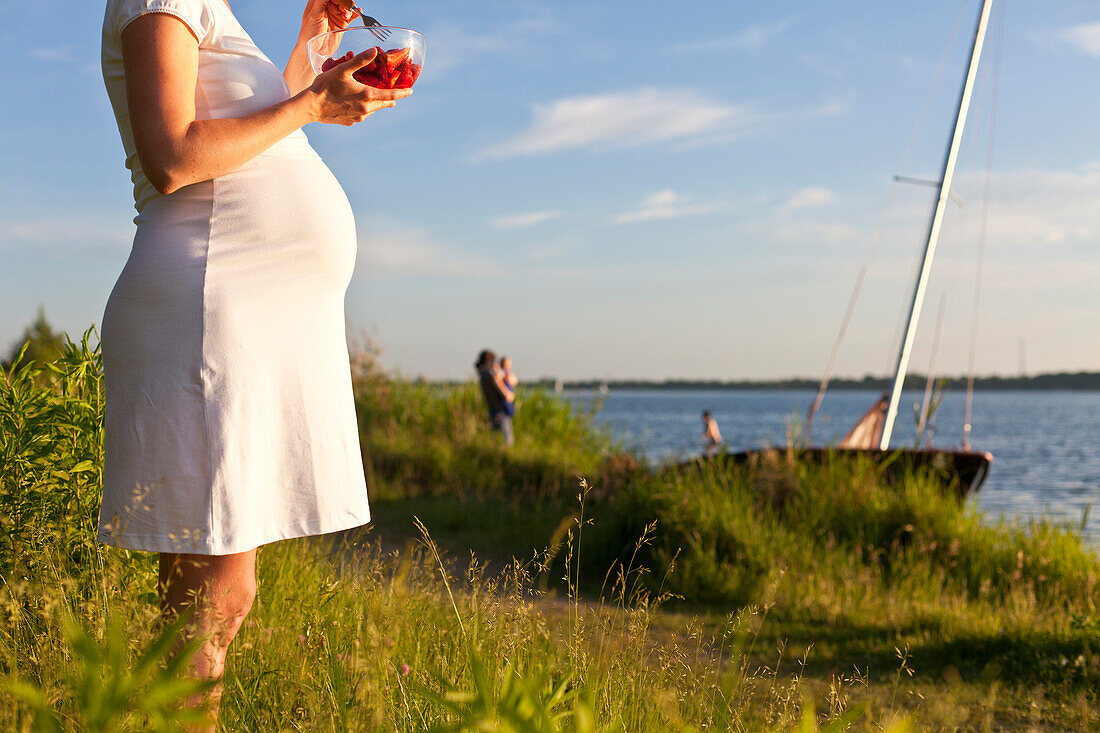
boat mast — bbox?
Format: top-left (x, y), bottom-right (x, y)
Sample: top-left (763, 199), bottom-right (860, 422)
top-left (879, 0), bottom-right (994, 450)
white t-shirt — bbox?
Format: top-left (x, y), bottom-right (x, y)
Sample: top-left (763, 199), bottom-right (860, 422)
top-left (101, 0), bottom-right (308, 214)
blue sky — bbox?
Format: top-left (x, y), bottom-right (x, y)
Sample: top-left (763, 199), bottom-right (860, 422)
top-left (2, 1), bottom-right (1099, 380)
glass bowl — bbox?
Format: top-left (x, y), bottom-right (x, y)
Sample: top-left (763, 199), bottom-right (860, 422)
top-left (306, 27), bottom-right (426, 89)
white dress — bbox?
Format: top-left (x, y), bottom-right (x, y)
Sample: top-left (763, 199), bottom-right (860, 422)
top-left (97, 0), bottom-right (370, 554)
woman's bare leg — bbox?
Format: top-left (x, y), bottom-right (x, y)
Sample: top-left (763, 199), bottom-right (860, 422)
top-left (159, 549), bottom-right (257, 732)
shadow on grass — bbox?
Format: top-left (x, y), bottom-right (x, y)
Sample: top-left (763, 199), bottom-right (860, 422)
top-left (753, 612), bottom-right (1100, 694)
top-left (353, 495), bottom-right (571, 567)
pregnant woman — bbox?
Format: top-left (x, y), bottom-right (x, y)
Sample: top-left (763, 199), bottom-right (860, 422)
top-left (97, 0), bottom-right (407, 725)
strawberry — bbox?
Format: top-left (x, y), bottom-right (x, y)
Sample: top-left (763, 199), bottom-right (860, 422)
top-left (353, 70), bottom-right (382, 87)
top-left (374, 61), bottom-right (391, 87)
top-left (320, 50), bottom-right (354, 73)
top-left (394, 61), bottom-right (416, 88)
top-left (383, 47), bottom-right (410, 72)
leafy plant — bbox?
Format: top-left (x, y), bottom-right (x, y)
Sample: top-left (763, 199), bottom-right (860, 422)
top-left (6, 615), bottom-right (211, 732)
top-left (417, 639), bottom-right (623, 733)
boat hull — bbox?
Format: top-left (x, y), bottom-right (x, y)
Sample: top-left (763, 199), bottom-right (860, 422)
top-left (701, 447), bottom-right (993, 498)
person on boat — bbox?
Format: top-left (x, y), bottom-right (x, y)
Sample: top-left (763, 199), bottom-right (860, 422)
top-left (702, 410), bottom-right (723, 457)
top-left (475, 350), bottom-right (515, 446)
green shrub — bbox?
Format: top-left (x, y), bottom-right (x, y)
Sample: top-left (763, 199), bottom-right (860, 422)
top-left (356, 377), bottom-right (614, 502)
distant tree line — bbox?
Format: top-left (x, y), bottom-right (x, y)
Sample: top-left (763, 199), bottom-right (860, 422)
top-left (529, 373), bottom-right (1100, 392)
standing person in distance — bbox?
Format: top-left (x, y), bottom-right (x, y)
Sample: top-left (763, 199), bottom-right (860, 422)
top-left (475, 350), bottom-right (515, 447)
top-left (96, 0), bottom-right (410, 728)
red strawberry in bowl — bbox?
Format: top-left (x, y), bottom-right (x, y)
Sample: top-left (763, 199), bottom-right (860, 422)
top-left (320, 50), bottom-right (354, 73)
top-left (308, 27), bottom-right (426, 90)
top-left (383, 47), bottom-right (410, 72)
top-left (394, 61), bottom-right (421, 89)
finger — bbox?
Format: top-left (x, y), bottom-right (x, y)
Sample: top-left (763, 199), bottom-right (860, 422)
top-left (345, 47), bottom-right (379, 72)
top-left (327, 3), bottom-right (351, 25)
top-left (365, 88), bottom-right (413, 101)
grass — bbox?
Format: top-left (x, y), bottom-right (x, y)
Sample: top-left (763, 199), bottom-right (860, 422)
top-left (351, 342), bottom-right (1100, 728)
top-left (2, 332), bottom-right (1098, 730)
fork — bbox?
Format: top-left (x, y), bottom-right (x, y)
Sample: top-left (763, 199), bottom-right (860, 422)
top-left (346, 4), bottom-right (391, 42)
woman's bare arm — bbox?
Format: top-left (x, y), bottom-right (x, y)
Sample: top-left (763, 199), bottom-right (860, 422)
top-left (123, 13), bottom-right (409, 195)
top-left (284, 42), bottom-right (319, 96)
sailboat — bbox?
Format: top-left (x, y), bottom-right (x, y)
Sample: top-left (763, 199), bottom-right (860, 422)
top-left (725, 0), bottom-right (996, 497)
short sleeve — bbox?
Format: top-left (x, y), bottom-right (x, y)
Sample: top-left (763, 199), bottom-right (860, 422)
top-left (113, 0), bottom-right (214, 44)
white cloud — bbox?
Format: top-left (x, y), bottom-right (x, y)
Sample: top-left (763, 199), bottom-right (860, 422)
top-left (954, 162), bottom-right (1100, 248)
top-left (424, 27), bottom-right (511, 74)
top-left (425, 9), bottom-right (560, 75)
top-left (0, 216), bottom-right (132, 254)
top-left (767, 221), bottom-right (862, 249)
top-left (482, 88), bottom-right (753, 158)
top-left (27, 47), bottom-right (74, 63)
top-left (490, 210), bottom-right (561, 230)
top-left (526, 267), bottom-right (591, 280)
top-left (358, 221), bottom-right (502, 279)
top-left (809, 99), bottom-right (850, 118)
top-left (1060, 22), bottom-right (1100, 58)
top-left (613, 189), bottom-right (716, 225)
top-left (782, 187), bottom-right (836, 211)
top-left (670, 18), bottom-right (797, 55)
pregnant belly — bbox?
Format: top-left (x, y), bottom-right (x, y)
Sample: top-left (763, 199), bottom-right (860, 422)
top-left (206, 152), bottom-right (358, 290)
top-left (106, 149), bottom-right (358, 356)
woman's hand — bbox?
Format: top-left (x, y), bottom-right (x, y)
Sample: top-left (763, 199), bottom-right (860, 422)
top-left (285, 0), bottom-right (357, 94)
top-left (296, 0), bottom-right (355, 47)
top-left (306, 49), bottom-right (412, 125)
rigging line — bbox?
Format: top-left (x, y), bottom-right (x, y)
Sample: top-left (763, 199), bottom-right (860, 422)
top-left (917, 291), bottom-right (948, 447)
top-left (879, 0), bottom-right (975, 380)
top-left (806, 263), bottom-right (867, 442)
top-left (807, 1), bottom-right (972, 440)
top-left (963, 0), bottom-right (1004, 449)
top-left (896, 0), bottom-right (974, 183)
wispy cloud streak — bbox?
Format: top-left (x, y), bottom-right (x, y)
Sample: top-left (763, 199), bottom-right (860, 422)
top-left (358, 221), bottom-right (502, 279)
top-left (613, 190), bottom-right (716, 224)
top-left (782, 187), bottom-right (835, 212)
top-left (27, 47), bottom-right (75, 63)
top-left (1060, 22), bottom-right (1100, 58)
top-left (490, 210), bottom-right (561, 230)
top-left (482, 88), bottom-right (752, 158)
top-left (669, 17), bottom-right (798, 55)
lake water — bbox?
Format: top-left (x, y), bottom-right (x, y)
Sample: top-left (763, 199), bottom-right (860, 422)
top-left (563, 389), bottom-right (1100, 545)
